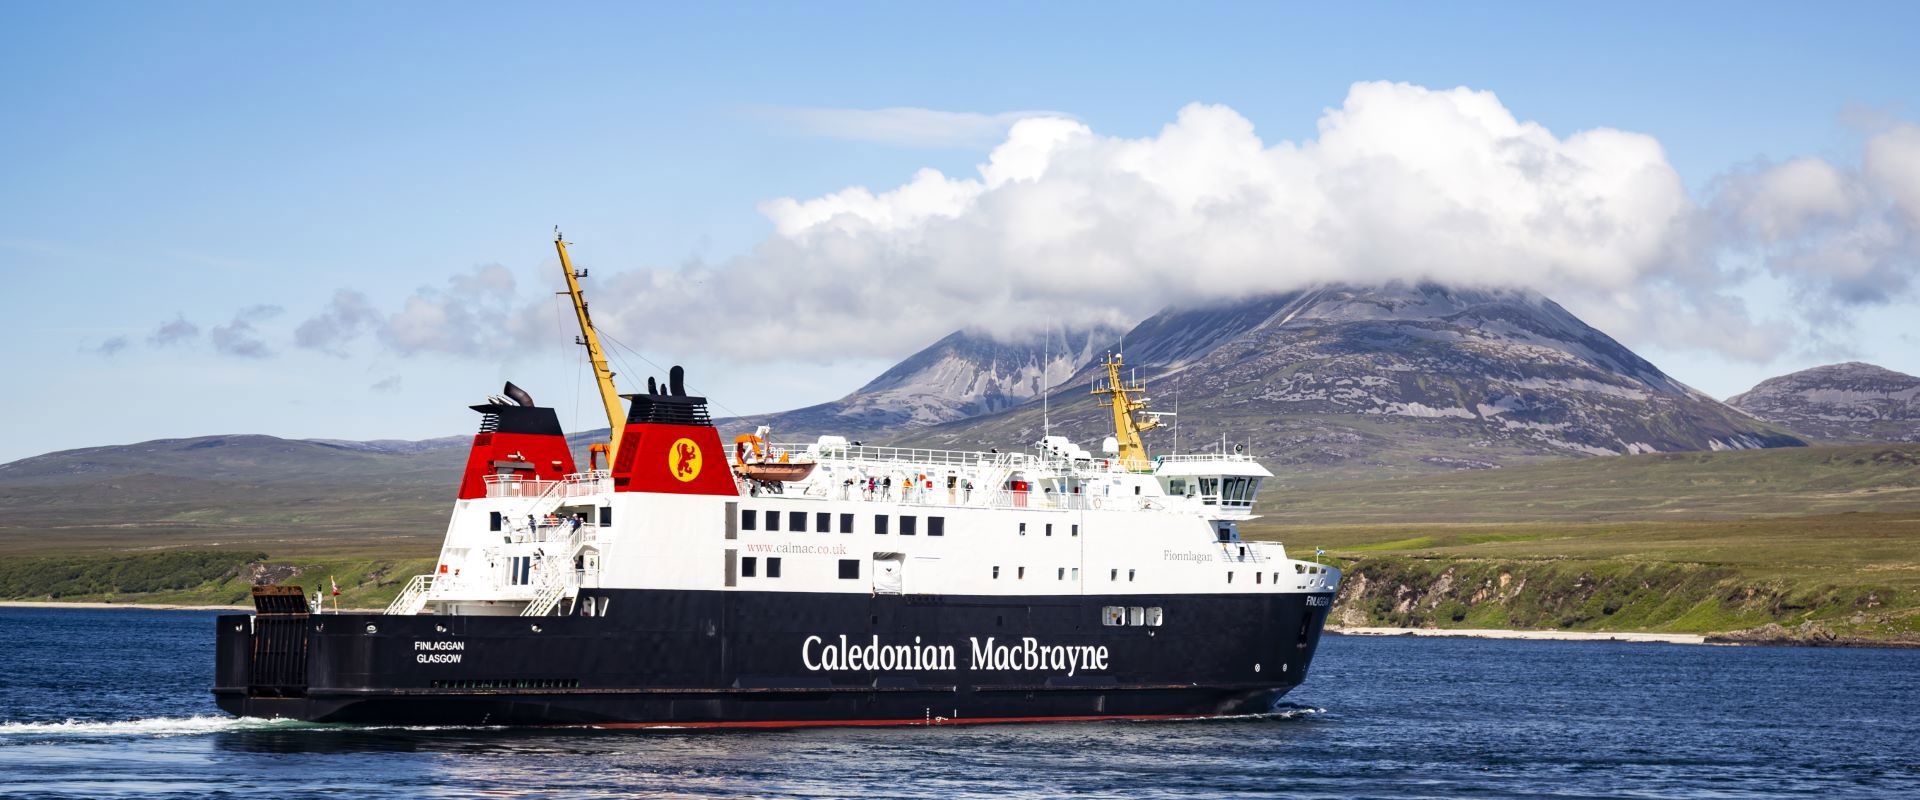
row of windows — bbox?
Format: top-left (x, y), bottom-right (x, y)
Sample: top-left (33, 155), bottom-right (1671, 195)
top-left (1016, 522), bottom-right (1078, 537)
top-left (1102, 606), bottom-right (1164, 626)
top-left (741, 556), bottom-right (865, 581)
top-left (740, 510), bottom-right (945, 537)
top-left (989, 566), bottom-right (1085, 580)
top-left (978, 566), bottom-right (1307, 586)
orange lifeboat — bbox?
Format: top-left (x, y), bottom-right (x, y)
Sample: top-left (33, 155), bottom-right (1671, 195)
top-left (733, 434), bottom-right (817, 482)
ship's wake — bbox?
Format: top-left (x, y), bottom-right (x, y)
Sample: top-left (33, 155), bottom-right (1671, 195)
top-left (0, 715), bottom-right (314, 741)
top-left (0, 715), bottom-right (504, 743)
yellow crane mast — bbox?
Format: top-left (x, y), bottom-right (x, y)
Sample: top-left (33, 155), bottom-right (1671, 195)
top-left (1092, 352), bottom-right (1160, 471)
top-left (553, 230), bottom-right (626, 470)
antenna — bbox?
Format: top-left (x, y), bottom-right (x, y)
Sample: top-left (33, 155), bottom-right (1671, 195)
top-left (1173, 375), bottom-right (1180, 454)
top-left (1042, 318), bottom-right (1051, 442)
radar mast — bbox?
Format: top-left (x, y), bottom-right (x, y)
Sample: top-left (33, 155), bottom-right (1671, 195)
top-left (1093, 352), bottom-right (1160, 471)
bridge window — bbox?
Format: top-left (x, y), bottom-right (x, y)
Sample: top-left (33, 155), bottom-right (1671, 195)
top-left (767, 557), bottom-right (782, 578)
top-left (742, 556), bottom-right (758, 578)
top-left (741, 509), bottom-right (757, 531)
top-left (839, 559), bottom-right (859, 579)
top-left (789, 511), bottom-right (806, 532)
top-left (928, 516), bottom-right (945, 536)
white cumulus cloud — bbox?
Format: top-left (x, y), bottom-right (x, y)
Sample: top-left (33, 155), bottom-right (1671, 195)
top-left (611, 82), bottom-right (1726, 361)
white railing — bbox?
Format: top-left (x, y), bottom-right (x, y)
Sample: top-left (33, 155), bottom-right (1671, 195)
top-left (773, 442), bottom-right (1029, 471)
top-left (1154, 453), bottom-right (1260, 464)
top-left (482, 470), bottom-right (612, 500)
top-left (385, 574), bottom-right (435, 616)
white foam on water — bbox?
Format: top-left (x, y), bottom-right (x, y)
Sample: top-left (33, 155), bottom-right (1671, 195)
top-left (0, 715), bottom-right (314, 739)
top-left (0, 715), bottom-right (508, 741)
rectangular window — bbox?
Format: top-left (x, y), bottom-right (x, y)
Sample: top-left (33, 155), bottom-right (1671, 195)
top-left (839, 559), bottom-right (860, 579)
top-left (1071, 524), bottom-right (1078, 537)
top-left (742, 556), bottom-right (758, 578)
top-left (928, 516), bottom-right (945, 536)
top-left (816, 512), bottom-right (830, 533)
top-left (789, 511), bottom-right (806, 532)
top-left (1072, 567), bottom-right (1079, 580)
top-left (1128, 607), bottom-right (1145, 626)
top-left (900, 516), bottom-right (917, 536)
top-left (1018, 567), bottom-right (1026, 580)
top-left (1110, 568), bottom-right (1118, 581)
top-left (741, 509), bottom-right (757, 531)
top-left (1103, 606), bottom-right (1125, 626)
top-left (840, 513), bottom-right (854, 533)
top-left (1045, 524), bottom-right (1053, 537)
top-left (1057, 567), bottom-right (1065, 580)
top-left (1147, 607), bottom-right (1164, 626)
top-left (766, 511), bottom-right (779, 532)
top-left (489, 511), bottom-right (503, 532)
top-left (599, 506), bottom-right (613, 527)
top-left (1128, 569), bottom-right (1136, 582)
top-left (767, 557), bottom-right (782, 578)
top-left (1256, 572), bottom-right (1264, 585)
top-left (874, 514), bottom-right (890, 535)
top-left (992, 566), bottom-right (1000, 579)
top-left (725, 549), bottom-right (737, 587)
top-left (1018, 522), bottom-right (1027, 536)
top-left (1227, 571), bottom-right (1234, 584)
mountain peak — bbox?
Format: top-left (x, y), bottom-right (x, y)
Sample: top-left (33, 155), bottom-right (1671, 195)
top-left (907, 281), bottom-right (1802, 479)
top-left (1727, 362), bottom-right (1920, 443)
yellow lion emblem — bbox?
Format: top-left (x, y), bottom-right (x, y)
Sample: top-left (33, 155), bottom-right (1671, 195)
top-left (667, 438), bottom-right (702, 482)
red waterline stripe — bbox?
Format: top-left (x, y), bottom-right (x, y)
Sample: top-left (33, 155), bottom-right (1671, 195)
top-left (580, 713), bottom-right (1198, 730)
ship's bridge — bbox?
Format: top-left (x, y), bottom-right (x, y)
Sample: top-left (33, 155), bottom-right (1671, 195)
top-left (1152, 454), bottom-right (1273, 511)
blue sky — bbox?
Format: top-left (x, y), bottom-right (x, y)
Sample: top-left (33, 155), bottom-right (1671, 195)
top-left (2, 2), bottom-right (1917, 463)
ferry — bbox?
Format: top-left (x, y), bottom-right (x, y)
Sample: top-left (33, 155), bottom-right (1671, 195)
top-left (212, 233), bottom-right (1342, 727)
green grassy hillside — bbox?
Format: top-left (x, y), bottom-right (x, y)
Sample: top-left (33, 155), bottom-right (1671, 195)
top-left (1243, 445), bottom-right (1920, 644)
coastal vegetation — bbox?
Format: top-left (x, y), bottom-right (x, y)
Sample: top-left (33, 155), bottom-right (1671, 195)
top-left (1250, 444), bottom-right (1920, 645)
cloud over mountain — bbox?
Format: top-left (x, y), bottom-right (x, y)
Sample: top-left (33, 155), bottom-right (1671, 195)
top-left (596, 82), bottom-right (1909, 364)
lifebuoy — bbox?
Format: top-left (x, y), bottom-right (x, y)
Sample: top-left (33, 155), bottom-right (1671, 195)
top-left (734, 434), bottom-right (764, 467)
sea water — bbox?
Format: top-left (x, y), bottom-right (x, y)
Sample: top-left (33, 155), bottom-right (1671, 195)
top-left (0, 606), bottom-right (1914, 798)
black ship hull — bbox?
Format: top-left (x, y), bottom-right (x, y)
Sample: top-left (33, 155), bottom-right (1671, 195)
top-left (214, 588), bottom-right (1334, 727)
